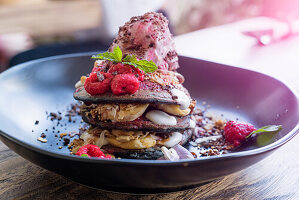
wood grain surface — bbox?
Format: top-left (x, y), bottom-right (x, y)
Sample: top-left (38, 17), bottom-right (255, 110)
top-left (1, 18), bottom-right (299, 200)
top-left (1, 135), bottom-right (298, 200)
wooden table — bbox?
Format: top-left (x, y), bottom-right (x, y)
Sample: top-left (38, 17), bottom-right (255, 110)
top-left (1, 17), bottom-right (299, 199)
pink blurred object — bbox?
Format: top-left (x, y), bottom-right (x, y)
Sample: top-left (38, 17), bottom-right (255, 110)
top-left (0, 33), bottom-right (33, 71)
top-left (242, 19), bottom-right (299, 45)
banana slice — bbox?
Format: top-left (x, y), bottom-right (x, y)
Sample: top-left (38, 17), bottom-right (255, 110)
top-left (89, 103), bottom-right (149, 122)
top-left (107, 130), bottom-right (156, 149)
top-left (117, 104), bottom-right (149, 121)
top-left (157, 104), bottom-right (191, 116)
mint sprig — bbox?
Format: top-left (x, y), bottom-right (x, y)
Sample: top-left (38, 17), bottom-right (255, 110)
top-left (92, 45), bottom-right (122, 62)
top-left (80, 154), bottom-right (89, 157)
top-left (91, 45), bottom-right (157, 73)
top-left (246, 125), bottom-right (282, 146)
top-left (122, 55), bottom-right (157, 74)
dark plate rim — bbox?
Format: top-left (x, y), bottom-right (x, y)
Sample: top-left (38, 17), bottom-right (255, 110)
top-left (0, 53), bottom-right (299, 166)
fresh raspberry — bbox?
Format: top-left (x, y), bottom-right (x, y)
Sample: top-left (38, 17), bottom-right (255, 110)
top-left (111, 74), bottom-right (139, 95)
top-left (108, 63), bottom-right (133, 74)
top-left (76, 144), bottom-right (105, 157)
top-left (108, 63), bottom-right (144, 81)
top-left (224, 121), bottom-right (256, 147)
top-left (104, 154), bottom-right (113, 159)
top-left (84, 72), bottom-right (113, 95)
top-left (134, 68), bottom-right (144, 81)
top-left (76, 144), bottom-right (112, 159)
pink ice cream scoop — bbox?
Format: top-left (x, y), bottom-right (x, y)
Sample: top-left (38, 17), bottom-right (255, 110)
top-left (109, 12), bottom-right (179, 71)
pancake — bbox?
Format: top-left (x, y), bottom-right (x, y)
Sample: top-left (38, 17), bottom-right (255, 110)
top-left (74, 81), bottom-right (177, 104)
top-left (102, 146), bottom-right (163, 160)
top-left (81, 113), bottom-right (191, 132)
top-left (71, 129), bottom-right (192, 160)
top-left (99, 129), bottom-right (192, 160)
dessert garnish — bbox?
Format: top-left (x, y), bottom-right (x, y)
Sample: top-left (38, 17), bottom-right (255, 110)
top-left (224, 121), bottom-right (282, 147)
top-left (92, 45), bottom-right (158, 74)
top-left (245, 124), bottom-right (282, 146)
top-left (224, 121), bottom-right (256, 147)
top-left (83, 45), bottom-right (159, 96)
top-left (76, 144), bottom-right (112, 159)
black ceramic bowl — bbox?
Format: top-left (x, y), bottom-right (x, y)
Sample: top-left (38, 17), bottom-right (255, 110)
top-left (0, 54), bottom-right (298, 194)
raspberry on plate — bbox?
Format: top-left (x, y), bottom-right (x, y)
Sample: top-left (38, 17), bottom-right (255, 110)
top-left (76, 144), bottom-right (111, 159)
top-left (224, 120), bottom-right (256, 147)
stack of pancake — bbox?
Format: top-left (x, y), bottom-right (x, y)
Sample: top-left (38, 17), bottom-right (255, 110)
top-left (72, 12), bottom-right (196, 159)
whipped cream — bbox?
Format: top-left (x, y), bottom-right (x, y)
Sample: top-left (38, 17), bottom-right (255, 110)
top-left (145, 110), bottom-right (177, 126)
top-left (170, 88), bottom-right (191, 110)
top-left (163, 132), bottom-right (183, 148)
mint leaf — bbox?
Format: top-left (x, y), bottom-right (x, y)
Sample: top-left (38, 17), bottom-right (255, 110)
top-left (91, 46), bottom-right (157, 73)
top-left (123, 55), bottom-right (137, 62)
top-left (91, 52), bottom-right (118, 62)
top-left (246, 125), bottom-right (282, 139)
top-left (135, 60), bottom-right (157, 73)
top-left (123, 55), bottom-right (157, 73)
top-left (92, 45), bottom-right (122, 62)
top-left (246, 125), bottom-right (282, 146)
top-left (113, 45), bottom-right (122, 62)
top-left (80, 154), bottom-right (89, 157)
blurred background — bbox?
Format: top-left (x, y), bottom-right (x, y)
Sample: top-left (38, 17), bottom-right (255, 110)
top-left (0, 0), bottom-right (298, 72)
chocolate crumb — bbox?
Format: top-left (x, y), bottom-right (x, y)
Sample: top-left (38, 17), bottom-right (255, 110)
top-left (35, 120), bottom-right (39, 125)
top-left (50, 112), bottom-right (62, 121)
top-left (63, 138), bottom-right (70, 145)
